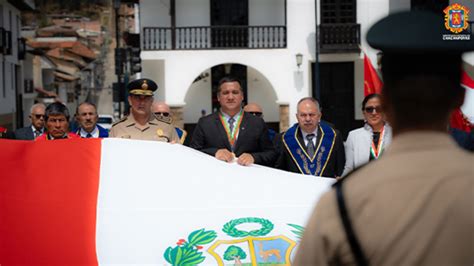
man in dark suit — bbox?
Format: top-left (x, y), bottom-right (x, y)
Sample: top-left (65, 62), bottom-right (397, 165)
top-left (275, 97), bottom-right (345, 178)
top-left (74, 102), bottom-right (108, 138)
top-left (190, 76), bottom-right (276, 166)
top-left (15, 103), bottom-right (46, 140)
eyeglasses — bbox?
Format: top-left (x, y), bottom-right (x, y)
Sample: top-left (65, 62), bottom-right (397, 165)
top-left (32, 114), bottom-right (45, 119)
top-left (247, 111), bottom-right (262, 117)
top-left (154, 112), bottom-right (170, 117)
top-left (364, 106), bottom-right (382, 113)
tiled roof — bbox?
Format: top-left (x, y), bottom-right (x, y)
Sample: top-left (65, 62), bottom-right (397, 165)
top-left (69, 42), bottom-right (96, 59)
top-left (48, 57), bottom-right (80, 76)
top-left (46, 48), bottom-right (87, 67)
top-left (28, 40), bottom-right (96, 60)
top-left (54, 71), bottom-right (79, 81)
top-left (37, 29), bottom-right (78, 38)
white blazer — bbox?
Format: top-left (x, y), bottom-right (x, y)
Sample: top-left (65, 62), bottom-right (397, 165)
top-left (342, 123), bottom-right (392, 176)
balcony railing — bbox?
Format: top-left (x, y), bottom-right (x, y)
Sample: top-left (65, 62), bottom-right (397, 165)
top-left (318, 23), bottom-right (360, 54)
top-left (143, 25), bottom-right (286, 50)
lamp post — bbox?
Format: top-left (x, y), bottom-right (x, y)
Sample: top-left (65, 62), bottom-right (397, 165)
top-left (296, 53), bottom-right (303, 69)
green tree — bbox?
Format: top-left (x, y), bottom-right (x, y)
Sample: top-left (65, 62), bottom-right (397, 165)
top-left (223, 245), bottom-right (247, 266)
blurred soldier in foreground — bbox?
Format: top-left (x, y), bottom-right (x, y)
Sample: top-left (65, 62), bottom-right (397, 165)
top-left (295, 10), bottom-right (473, 266)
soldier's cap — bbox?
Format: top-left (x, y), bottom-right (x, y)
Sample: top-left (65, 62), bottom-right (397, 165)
top-left (127, 78), bottom-right (158, 96)
top-left (367, 10), bottom-right (474, 53)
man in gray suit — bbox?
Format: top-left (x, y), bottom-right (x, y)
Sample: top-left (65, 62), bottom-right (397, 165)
top-left (15, 103), bottom-right (46, 140)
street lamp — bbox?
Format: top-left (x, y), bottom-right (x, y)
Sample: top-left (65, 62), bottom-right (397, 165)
top-left (296, 53), bottom-right (303, 69)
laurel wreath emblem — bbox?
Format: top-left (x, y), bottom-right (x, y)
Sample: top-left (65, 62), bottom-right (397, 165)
top-left (222, 217), bottom-right (274, 237)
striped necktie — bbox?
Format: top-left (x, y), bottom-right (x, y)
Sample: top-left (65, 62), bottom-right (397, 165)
top-left (228, 117), bottom-right (235, 133)
top-left (306, 134), bottom-right (315, 158)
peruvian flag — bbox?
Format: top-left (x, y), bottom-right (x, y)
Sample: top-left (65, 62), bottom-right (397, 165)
top-left (450, 69), bottom-right (474, 132)
top-left (0, 139), bottom-right (334, 265)
top-left (364, 53), bottom-right (383, 96)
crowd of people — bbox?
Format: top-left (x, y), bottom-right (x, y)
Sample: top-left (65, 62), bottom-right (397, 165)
top-left (0, 71), bottom-right (471, 177)
top-left (0, 73), bottom-right (399, 178)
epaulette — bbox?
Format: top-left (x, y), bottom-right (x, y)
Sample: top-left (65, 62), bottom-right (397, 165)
top-left (154, 114), bottom-right (172, 124)
top-left (111, 116), bottom-right (128, 127)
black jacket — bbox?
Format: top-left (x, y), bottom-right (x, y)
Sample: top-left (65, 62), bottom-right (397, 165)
top-left (274, 125), bottom-right (345, 178)
top-left (14, 126), bottom-right (35, 140)
top-left (190, 112), bottom-right (277, 166)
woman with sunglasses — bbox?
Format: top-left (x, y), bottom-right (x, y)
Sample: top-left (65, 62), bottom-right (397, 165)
top-left (342, 93), bottom-right (392, 176)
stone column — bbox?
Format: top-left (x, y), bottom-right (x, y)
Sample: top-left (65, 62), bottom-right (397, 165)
top-left (279, 104), bottom-right (289, 133)
top-left (170, 106), bottom-right (184, 129)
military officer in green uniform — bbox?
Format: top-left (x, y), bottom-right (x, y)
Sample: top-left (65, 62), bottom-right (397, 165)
top-left (110, 78), bottom-right (180, 142)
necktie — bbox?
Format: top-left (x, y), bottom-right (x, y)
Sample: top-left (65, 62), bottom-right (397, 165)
top-left (228, 117), bottom-right (235, 133)
top-left (306, 134), bottom-right (315, 158)
top-left (34, 130), bottom-right (41, 139)
top-left (86, 133), bottom-right (93, 138)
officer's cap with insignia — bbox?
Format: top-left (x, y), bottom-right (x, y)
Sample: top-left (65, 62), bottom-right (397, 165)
top-left (367, 10), bottom-right (473, 53)
top-left (367, 10), bottom-right (474, 88)
top-left (127, 78), bottom-right (158, 96)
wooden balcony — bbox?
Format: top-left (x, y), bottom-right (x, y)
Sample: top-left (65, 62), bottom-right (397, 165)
top-left (318, 23), bottom-right (360, 54)
top-left (143, 25), bottom-right (286, 50)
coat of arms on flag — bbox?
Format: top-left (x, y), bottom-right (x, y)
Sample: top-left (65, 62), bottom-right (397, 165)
top-left (164, 217), bottom-right (304, 265)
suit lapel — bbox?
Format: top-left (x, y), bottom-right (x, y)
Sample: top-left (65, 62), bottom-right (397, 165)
top-left (315, 126), bottom-right (323, 149)
top-left (214, 113), bottom-right (232, 150)
top-left (359, 131), bottom-right (370, 162)
top-left (297, 128), bottom-right (305, 148)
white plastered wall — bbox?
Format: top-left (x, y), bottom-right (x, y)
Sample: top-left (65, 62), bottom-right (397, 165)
top-left (140, 0), bottom-right (397, 124)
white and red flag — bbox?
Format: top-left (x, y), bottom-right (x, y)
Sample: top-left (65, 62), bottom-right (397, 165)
top-left (0, 139), bottom-right (334, 265)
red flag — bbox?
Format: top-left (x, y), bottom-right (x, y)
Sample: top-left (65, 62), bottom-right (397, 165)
top-left (0, 139), bottom-right (101, 265)
top-left (449, 69), bottom-right (474, 132)
top-left (364, 53), bottom-right (383, 96)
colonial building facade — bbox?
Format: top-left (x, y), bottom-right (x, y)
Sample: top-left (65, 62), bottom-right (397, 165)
top-left (0, 0), bottom-right (34, 129)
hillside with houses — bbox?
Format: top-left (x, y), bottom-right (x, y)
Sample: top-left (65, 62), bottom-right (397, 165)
top-left (17, 0), bottom-right (114, 125)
